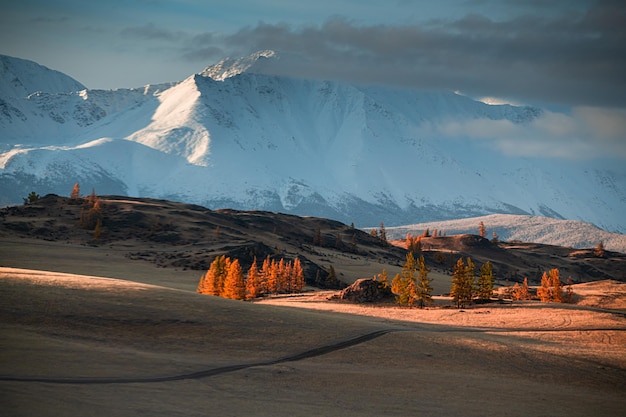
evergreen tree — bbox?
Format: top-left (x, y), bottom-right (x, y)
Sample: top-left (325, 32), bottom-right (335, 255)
top-left (259, 255), bottom-right (271, 294)
top-left (291, 258), bottom-right (305, 292)
top-left (511, 283), bottom-right (521, 300)
top-left (267, 259), bottom-right (280, 294)
top-left (379, 222), bottom-right (387, 242)
top-left (450, 257), bottom-right (475, 308)
top-left (93, 217), bottom-right (103, 240)
top-left (197, 271), bottom-right (210, 294)
top-left (325, 265), bottom-right (340, 288)
top-left (516, 277), bottom-right (531, 300)
top-left (406, 234), bottom-right (422, 254)
top-left (550, 268), bottom-right (563, 302)
top-left (23, 191), bottom-right (40, 205)
top-left (277, 258), bottom-right (288, 293)
top-left (477, 261), bottom-right (494, 301)
top-left (80, 198), bottom-right (103, 230)
top-left (313, 227), bottom-right (322, 245)
top-left (223, 259), bottom-right (245, 300)
top-left (350, 233), bottom-right (358, 252)
top-left (376, 269), bottom-right (390, 290)
top-left (86, 188), bottom-right (97, 206)
top-left (245, 257), bottom-right (261, 299)
top-left (391, 252), bottom-right (418, 306)
top-left (415, 254), bottom-right (433, 308)
top-left (450, 258), bottom-right (466, 308)
top-left (478, 221), bottom-right (487, 238)
top-left (211, 255), bottom-right (231, 296)
top-left (71, 183), bottom-right (81, 200)
top-left (465, 257), bottom-right (476, 300)
top-left (537, 271), bottom-right (552, 302)
top-left (594, 241), bottom-right (605, 258)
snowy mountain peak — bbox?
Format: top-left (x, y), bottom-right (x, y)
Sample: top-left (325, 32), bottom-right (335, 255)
top-left (199, 50), bottom-right (277, 81)
top-left (0, 54), bottom-right (85, 99)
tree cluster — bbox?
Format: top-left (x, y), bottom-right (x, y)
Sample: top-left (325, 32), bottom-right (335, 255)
top-left (391, 253), bottom-right (433, 308)
top-left (197, 255), bottom-right (305, 300)
top-left (449, 257), bottom-right (494, 308)
top-left (537, 268), bottom-right (564, 302)
top-left (405, 233), bottom-right (422, 254)
top-left (510, 277), bottom-right (531, 301)
top-left (79, 188), bottom-right (103, 234)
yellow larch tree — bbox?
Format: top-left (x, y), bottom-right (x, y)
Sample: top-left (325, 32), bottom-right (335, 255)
top-left (246, 257), bottom-right (261, 300)
top-left (223, 258), bottom-right (245, 300)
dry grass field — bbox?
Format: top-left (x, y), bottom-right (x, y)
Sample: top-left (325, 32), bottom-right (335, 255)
top-left (1, 265), bottom-right (625, 417)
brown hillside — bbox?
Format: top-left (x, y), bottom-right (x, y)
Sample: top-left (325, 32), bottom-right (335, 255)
top-left (2, 194), bottom-right (625, 290)
top-left (0, 194), bottom-right (407, 288)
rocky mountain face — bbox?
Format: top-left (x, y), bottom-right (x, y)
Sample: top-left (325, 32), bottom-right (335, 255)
top-left (1, 52), bottom-right (625, 233)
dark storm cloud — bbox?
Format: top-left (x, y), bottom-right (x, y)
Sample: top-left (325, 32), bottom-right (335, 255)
top-left (182, 0), bottom-right (625, 108)
top-left (120, 23), bottom-right (187, 42)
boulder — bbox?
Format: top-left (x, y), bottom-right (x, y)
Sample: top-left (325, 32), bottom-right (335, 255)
top-left (339, 278), bottom-right (391, 303)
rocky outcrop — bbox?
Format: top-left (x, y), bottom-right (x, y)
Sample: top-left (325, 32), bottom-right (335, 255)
top-left (339, 278), bottom-right (392, 303)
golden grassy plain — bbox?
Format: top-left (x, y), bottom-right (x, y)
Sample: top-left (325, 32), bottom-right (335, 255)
top-left (2, 259), bottom-right (625, 417)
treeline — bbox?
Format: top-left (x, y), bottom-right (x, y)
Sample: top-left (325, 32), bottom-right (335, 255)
top-left (197, 255), bottom-right (305, 300)
top-left (387, 251), bottom-right (575, 308)
top-left (507, 269), bottom-right (574, 303)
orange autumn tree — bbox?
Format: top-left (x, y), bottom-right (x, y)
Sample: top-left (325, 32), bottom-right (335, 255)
top-left (197, 255), bottom-right (231, 296)
top-left (222, 259), bottom-right (245, 300)
top-left (537, 268), bottom-right (563, 302)
top-left (198, 255), bottom-right (306, 300)
top-left (245, 257), bottom-right (261, 300)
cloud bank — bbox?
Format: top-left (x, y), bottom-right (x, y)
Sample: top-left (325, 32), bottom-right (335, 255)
top-left (167, 0), bottom-right (624, 109)
top-left (424, 106), bottom-right (626, 159)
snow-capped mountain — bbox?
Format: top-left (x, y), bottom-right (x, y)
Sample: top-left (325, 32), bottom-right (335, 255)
top-left (383, 214), bottom-right (626, 253)
top-left (1, 52), bottom-right (625, 236)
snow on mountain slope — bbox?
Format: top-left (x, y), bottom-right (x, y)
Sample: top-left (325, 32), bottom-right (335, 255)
top-left (383, 214), bottom-right (626, 254)
top-left (0, 55), bottom-right (85, 98)
top-left (1, 51), bottom-right (625, 237)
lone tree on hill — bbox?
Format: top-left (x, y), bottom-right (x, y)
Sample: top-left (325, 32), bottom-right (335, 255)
top-left (478, 221), bottom-right (486, 238)
top-left (379, 222), bottom-right (387, 242)
top-left (23, 191), bottom-right (40, 205)
top-left (71, 183), bottom-right (81, 199)
top-left (594, 241), bottom-right (605, 258)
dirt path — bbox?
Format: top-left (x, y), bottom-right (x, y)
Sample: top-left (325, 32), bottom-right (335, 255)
top-left (0, 329), bottom-right (393, 385)
top-left (3, 324), bottom-right (625, 385)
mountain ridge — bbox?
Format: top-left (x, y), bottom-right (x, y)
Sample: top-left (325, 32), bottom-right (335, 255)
top-left (1, 52), bottom-right (625, 233)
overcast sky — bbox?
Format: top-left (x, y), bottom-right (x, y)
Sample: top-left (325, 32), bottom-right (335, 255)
top-left (1, 0), bottom-right (625, 158)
